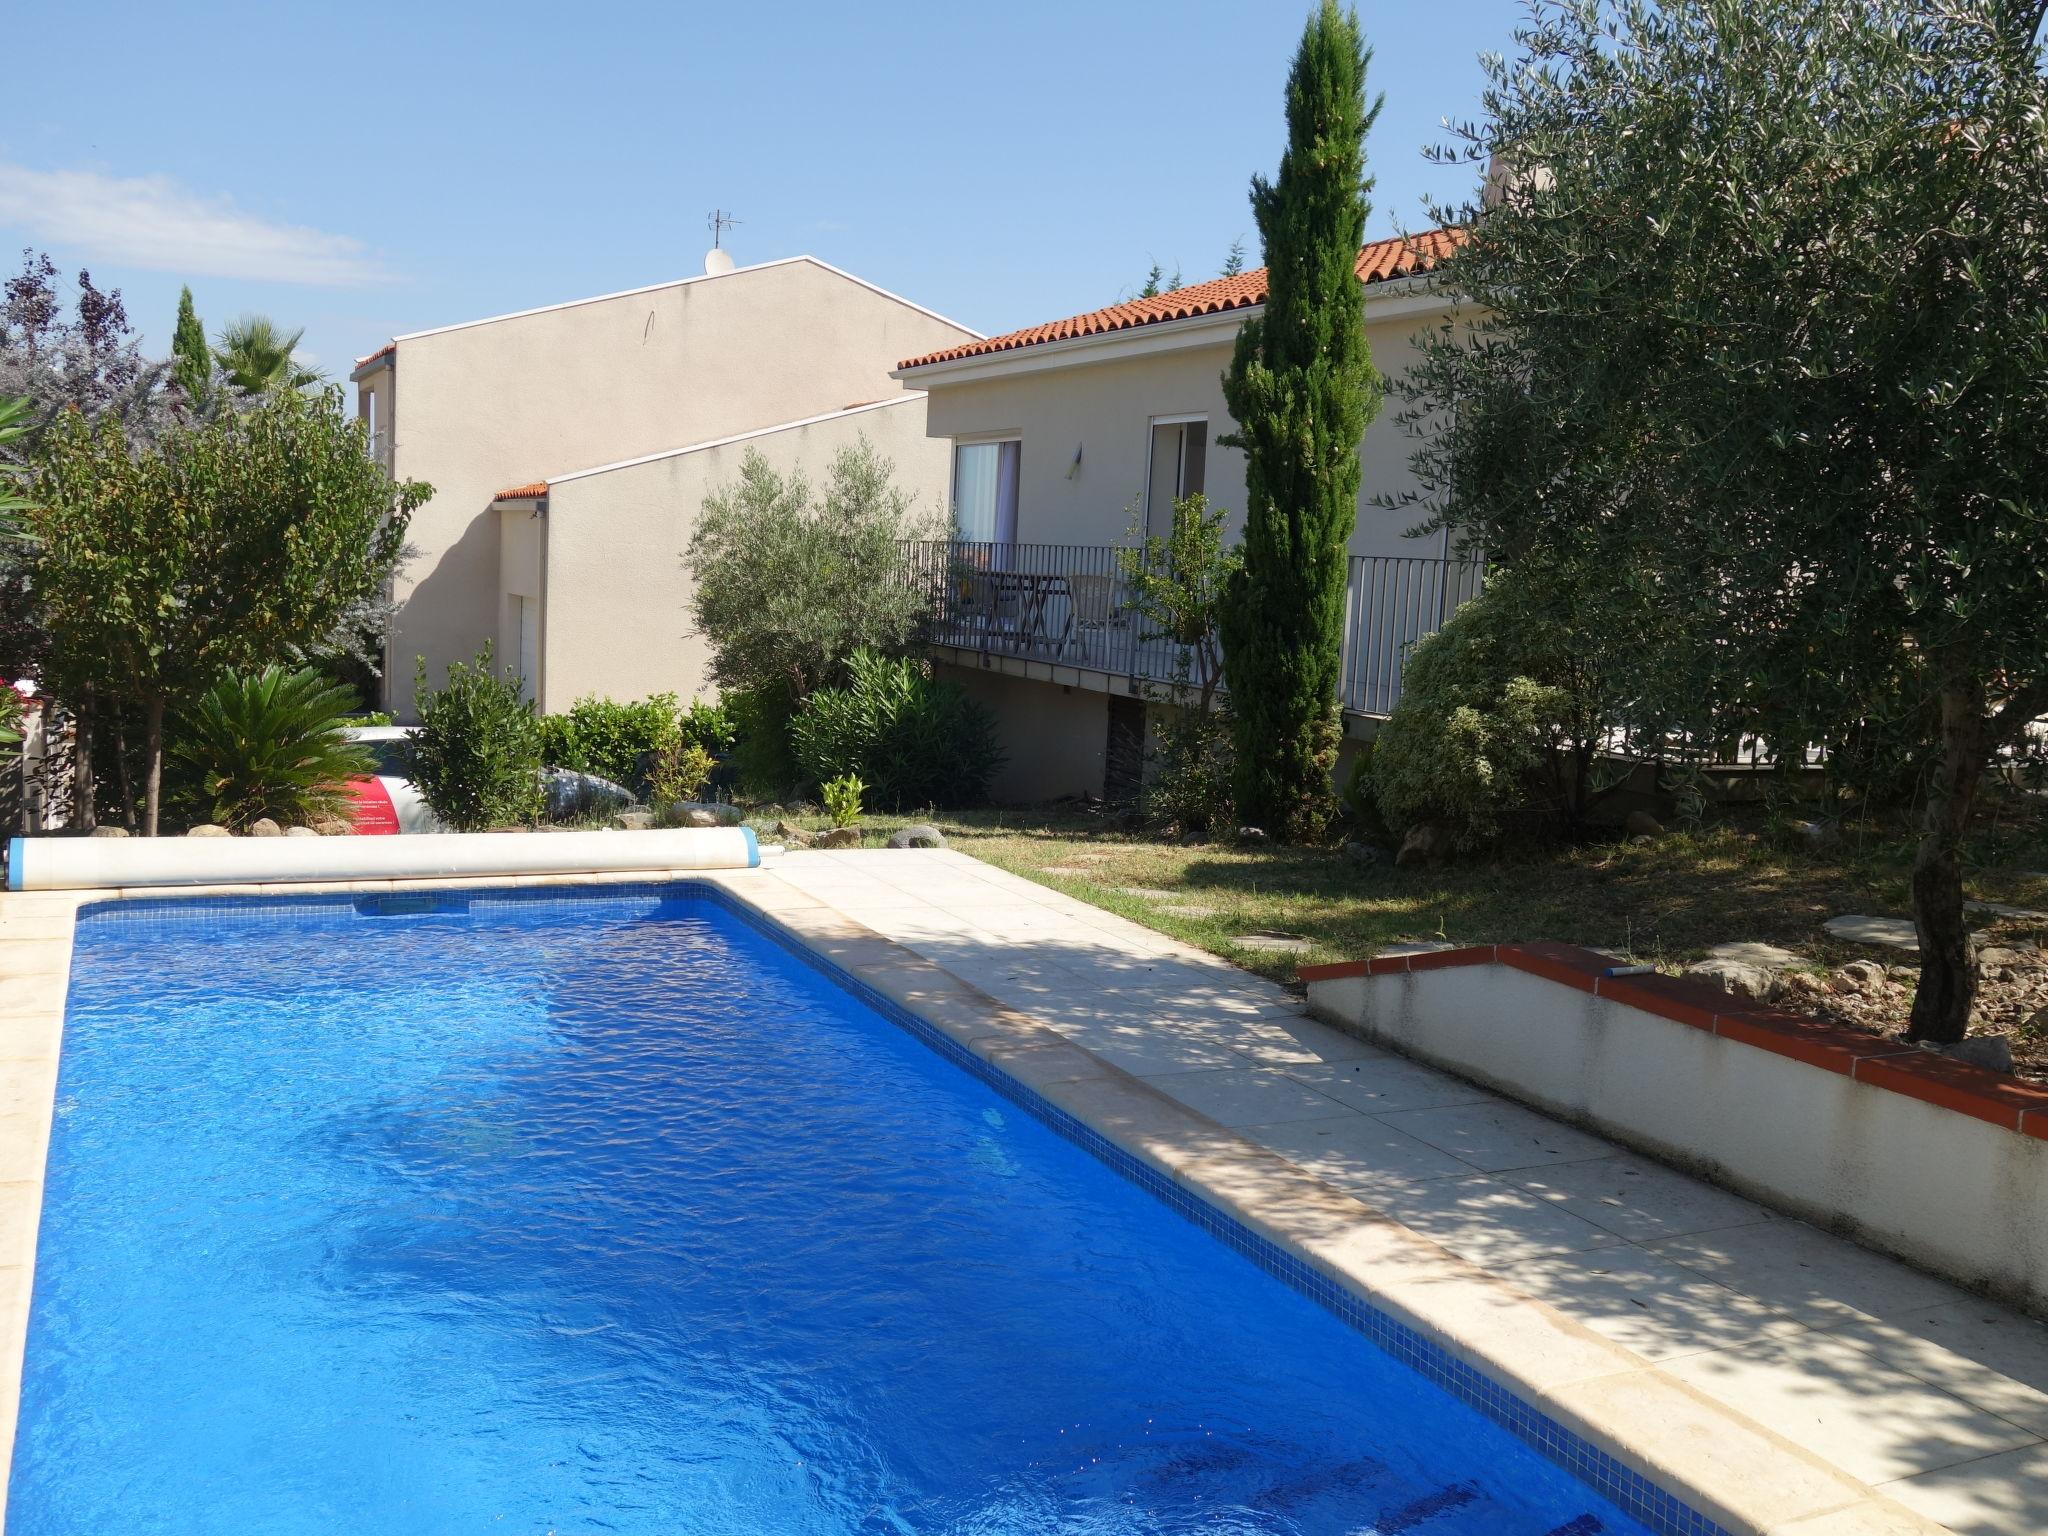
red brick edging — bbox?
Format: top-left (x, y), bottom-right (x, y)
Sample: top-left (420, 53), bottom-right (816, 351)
top-left (1299, 942), bottom-right (2048, 1140)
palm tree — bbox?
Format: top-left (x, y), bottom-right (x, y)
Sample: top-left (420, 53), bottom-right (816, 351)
top-left (172, 667), bottom-right (372, 830)
top-left (212, 315), bottom-right (322, 395)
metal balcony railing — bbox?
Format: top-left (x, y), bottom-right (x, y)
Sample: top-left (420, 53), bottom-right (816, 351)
top-left (902, 540), bottom-right (1483, 717)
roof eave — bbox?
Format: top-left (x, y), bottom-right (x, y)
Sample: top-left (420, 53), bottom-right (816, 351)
top-left (894, 270), bottom-right (1454, 386)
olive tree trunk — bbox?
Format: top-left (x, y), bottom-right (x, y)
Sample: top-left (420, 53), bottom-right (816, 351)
top-left (1906, 680), bottom-right (1989, 1044)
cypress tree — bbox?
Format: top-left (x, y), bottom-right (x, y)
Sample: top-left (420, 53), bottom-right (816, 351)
top-left (171, 286), bottom-right (210, 408)
top-left (1218, 2), bottom-right (1382, 840)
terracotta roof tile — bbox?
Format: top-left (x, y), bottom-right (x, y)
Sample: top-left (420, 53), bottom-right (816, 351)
top-left (899, 227), bottom-right (1462, 371)
top-left (493, 481), bottom-right (548, 501)
top-left (354, 341), bottom-right (396, 368)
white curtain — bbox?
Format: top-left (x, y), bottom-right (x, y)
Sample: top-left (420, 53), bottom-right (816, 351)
top-left (953, 442), bottom-right (1019, 545)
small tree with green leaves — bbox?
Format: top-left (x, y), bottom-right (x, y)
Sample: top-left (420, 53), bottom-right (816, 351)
top-left (1402, 0), bottom-right (2048, 1041)
top-left (1218, 0), bottom-right (1383, 841)
top-left (688, 435), bottom-right (936, 706)
top-left (403, 644), bottom-right (543, 831)
top-left (26, 386), bottom-right (427, 833)
top-left (1119, 493), bottom-right (1243, 833)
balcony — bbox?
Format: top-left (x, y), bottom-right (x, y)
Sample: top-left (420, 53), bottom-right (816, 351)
top-left (901, 540), bottom-right (1483, 718)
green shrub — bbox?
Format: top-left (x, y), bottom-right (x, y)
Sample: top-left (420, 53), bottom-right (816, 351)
top-left (821, 773), bottom-right (865, 828)
top-left (538, 692), bottom-right (681, 794)
top-left (1369, 597), bottom-right (1563, 851)
top-left (403, 644), bottom-right (543, 831)
top-left (649, 740), bottom-right (716, 805)
top-left (680, 697), bottom-right (738, 755)
top-left (1143, 702), bottom-right (1236, 837)
top-left (726, 683), bottom-right (802, 797)
top-left (791, 650), bottom-right (1002, 810)
top-left (169, 668), bottom-right (373, 831)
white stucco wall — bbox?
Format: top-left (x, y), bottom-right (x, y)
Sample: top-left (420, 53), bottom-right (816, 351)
top-left (364, 258), bottom-right (976, 717)
top-left (913, 291), bottom-right (1450, 560)
top-left (1308, 964), bottom-right (2048, 1311)
top-left (535, 396), bottom-right (950, 711)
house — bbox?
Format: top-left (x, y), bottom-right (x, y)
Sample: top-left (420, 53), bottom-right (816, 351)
top-left (889, 229), bottom-right (1473, 802)
top-left (351, 256), bottom-right (979, 717)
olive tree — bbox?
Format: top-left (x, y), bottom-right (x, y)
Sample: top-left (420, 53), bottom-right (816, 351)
top-left (1403, 0), bottom-right (2048, 1041)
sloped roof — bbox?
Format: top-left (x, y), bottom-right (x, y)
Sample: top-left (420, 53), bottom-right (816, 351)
top-left (898, 227), bottom-right (1462, 371)
top-left (493, 481), bottom-right (548, 501)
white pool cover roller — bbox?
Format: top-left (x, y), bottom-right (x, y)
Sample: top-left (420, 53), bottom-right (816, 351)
top-left (4, 827), bottom-right (760, 892)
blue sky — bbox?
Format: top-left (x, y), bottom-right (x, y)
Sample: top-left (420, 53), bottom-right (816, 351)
top-left (1, 1), bottom-right (1525, 377)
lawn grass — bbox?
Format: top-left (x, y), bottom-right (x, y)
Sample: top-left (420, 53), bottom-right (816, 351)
top-left (779, 805), bottom-right (2048, 991)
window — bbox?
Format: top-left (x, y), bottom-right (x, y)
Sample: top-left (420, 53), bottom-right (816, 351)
top-left (1145, 418), bottom-right (1207, 540)
top-left (952, 440), bottom-right (1020, 545)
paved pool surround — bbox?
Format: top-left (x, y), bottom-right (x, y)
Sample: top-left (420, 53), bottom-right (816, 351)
top-left (1302, 944), bottom-right (2048, 1312)
top-left (0, 853), bottom-right (2008, 1535)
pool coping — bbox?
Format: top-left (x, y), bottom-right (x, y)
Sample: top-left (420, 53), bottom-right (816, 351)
top-left (0, 865), bottom-right (1948, 1536)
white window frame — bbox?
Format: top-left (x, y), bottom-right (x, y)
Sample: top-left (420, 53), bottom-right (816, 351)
top-left (1140, 413), bottom-right (1209, 540)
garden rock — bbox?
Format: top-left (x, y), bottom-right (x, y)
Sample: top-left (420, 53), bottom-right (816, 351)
top-left (1823, 914), bottom-right (1920, 952)
top-left (1684, 957), bottom-right (1784, 1003)
top-left (774, 825), bottom-right (817, 848)
top-left (611, 809), bottom-right (656, 831)
top-left (1943, 1035), bottom-right (2015, 1075)
top-left (1344, 840), bottom-right (1381, 868)
top-left (887, 824), bottom-right (946, 850)
top-left (247, 818), bottom-right (283, 838)
top-left (1705, 941), bottom-right (1805, 970)
top-left (1836, 959), bottom-right (1889, 992)
top-left (284, 826), bottom-right (320, 838)
top-left (818, 827), bottom-right (862, 849)
top-left (185, 824), bottom-right (232, 838)
top-left (1235, 826), bottom-right (1269, 845)
top-left (1624, 809), bottom-right (1664, 839)
top-left (669, 800), bottom-right (742, 828)
top-left (310, 817), bottom-right (353, 836)
top-left (1790, 818), bottom-right (1840, 848)
top-left (1977, 946), bottom-right (2029, 979)
top-left (89, 826), bottom-right (129, 838)
top-left (1232, 930), bottom-right (1314, 954)
top-left (1396, 824), bottom-right (1443, 868)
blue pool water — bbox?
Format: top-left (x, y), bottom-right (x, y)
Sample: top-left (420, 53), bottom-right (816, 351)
top-left (13, 887), bottom-right (1665, 1535)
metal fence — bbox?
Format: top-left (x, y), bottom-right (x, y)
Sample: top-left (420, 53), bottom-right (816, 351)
top-left (902, 540), bottom-right (1481, 716)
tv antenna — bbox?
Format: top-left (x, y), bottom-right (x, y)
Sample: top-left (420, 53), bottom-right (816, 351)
top-left (707, 209), bottom-right (741, 249)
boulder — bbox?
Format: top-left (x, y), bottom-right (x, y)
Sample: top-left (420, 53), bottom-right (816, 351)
top-left (89, 825), bottom-right (129, 838)
top-left (185, 824), bottom-right (232, 838)
top-left (1395, 824), bottom-right (1443, 868)
top-left (1235, 826), bottom-right (1269, 845)
top-left (1836, 959), bottom-right (1889, 992)
top-left (1344, 840), bottom-right (1381, 868)
top-left (1683, 957), bottom-right (1785, 1003)
top-left (247, 818), bottom-right (283, 838)
top-left (818, 826), bottom-right (862, 849)
top-left (1705, 941), bottom-right (1806, 970)
top-left (1789, 818), bottom-right (1840, 848)
top-left (775, 826), bottom-right (817, 849)
top-left (284, 825), bottom-right (320, 838)
top-left (1977, 946), bottom-right (2028, 980)
top-left (1624, 809), bottom-right (1664, 839)
top-left (667, 800), bottom-right (743, 828)
top-left (611, 809), bottom-right (656, 831)
top-left (1944, 1035), bottom-right (2016, 1075)
top-left (310, 817), bottom-right (354, 837)
top-left (887, 824), bottom-right (946, 850)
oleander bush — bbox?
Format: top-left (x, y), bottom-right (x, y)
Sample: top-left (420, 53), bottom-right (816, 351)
top-left (791, 649), bottom-right (1002, 810)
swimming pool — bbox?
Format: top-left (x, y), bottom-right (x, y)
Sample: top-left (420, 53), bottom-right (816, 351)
top-left (12, 885), bottom-right (1675, 1534)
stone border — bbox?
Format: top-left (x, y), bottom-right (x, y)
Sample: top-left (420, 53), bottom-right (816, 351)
top-left (1301, 943), bottom-right (2048, 1138)
top-left (0, 873), bottom-right (1944, 1536)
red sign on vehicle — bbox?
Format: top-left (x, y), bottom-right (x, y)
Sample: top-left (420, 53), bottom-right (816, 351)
top-left (342, 777), bottom-right (402, 835)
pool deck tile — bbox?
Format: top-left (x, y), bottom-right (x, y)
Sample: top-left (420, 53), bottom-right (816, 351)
top-left (0, 854), bottom-right (2020, 1534)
